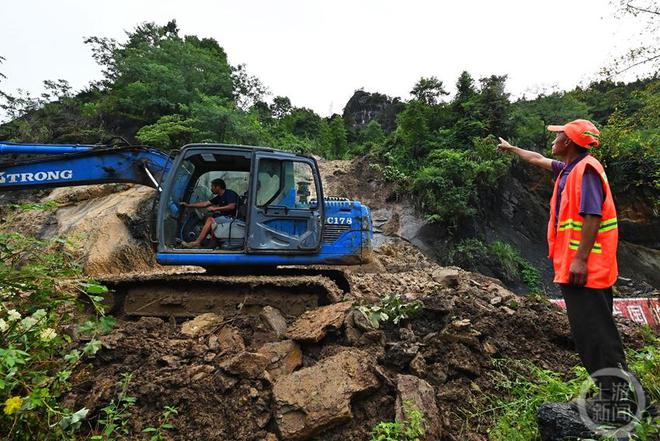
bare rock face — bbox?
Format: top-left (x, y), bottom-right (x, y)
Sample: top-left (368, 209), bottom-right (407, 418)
top-left (286, 302), bottom-right (353, 343)
top-left (260, 306), bottom-right (288, 339)
top-left (181, 313), bottom-right (223, 338)
top-left (258, 340), bottom-right (303, 380)
top-left (219, 352), bottom-right (270, 379)
top-left (395, 374), bottom-right (442, 441)
top-left (272, 349), bottom-right (380, 440)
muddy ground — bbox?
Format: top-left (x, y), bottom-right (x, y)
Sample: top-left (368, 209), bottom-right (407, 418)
top-left (60, 241), bottom-right (648, 441)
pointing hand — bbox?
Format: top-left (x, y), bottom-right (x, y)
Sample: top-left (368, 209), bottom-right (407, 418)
top-left (497, 137), bottom-right (514, 152)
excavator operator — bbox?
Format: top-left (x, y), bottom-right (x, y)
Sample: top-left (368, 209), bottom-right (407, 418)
top-left (180, 178), bottom-right (238, 248)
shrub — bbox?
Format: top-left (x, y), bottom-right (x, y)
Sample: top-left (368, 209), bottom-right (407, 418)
top-left (358, 294), bottom-right (423, 329)
top-left (448, 239), bottom-right (543, 293)
top-left (487, 342), bottom-right (660, 441)
top-left (370, 401), bottom-right (425, 441)
top-left (0, 233), bottom-right (112, 439)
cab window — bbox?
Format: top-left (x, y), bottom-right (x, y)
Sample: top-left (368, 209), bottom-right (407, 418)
top-left (256, 159), bottom-right (318, 209)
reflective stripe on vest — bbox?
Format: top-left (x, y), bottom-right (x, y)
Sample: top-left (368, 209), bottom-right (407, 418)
top-left (546, 155), bottom-right (618, 288)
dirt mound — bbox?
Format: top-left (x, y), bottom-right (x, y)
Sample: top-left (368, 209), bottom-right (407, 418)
top-left (62, 240), bottom-right (647, 440)
top-left (7, 184), bottom-right (159, 276)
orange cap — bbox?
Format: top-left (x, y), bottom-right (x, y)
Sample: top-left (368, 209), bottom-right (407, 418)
top-left (547, 119), bottom-right (600, 148)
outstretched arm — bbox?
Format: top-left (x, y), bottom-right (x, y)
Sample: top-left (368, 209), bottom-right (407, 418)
top-left (497, 137), bottom-right (553, 171)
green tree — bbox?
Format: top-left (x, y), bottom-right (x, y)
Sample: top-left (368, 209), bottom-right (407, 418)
top-left (410, 76), bottom-right (448, 105)
top-left (86, 20), bottom-right (234, 132)
top-left (361, 120), bottom-right (386, 144)
top-left (395, 100), bottom-right (429, 160)
top-left (328, 116), bottom-right (348, 159)
top-left (318, 119), bottom-right (332, 155)
top-left (511, 92), bottom-right (590, 149)
top-left (271, 96), bottom-right (292, 118)
top-left (135, 114), bottom-right (199, 149)
top-left (232, 63), bottom-right (269, 110)
top-left (478, 75), bottom-right (511, 137)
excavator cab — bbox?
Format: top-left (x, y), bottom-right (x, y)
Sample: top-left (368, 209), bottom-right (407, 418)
top-left (159, 144), bottom-right (324, 257)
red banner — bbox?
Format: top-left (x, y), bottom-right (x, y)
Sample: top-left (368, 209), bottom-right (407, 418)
top-left (551, 298), bottom-right (660, 328)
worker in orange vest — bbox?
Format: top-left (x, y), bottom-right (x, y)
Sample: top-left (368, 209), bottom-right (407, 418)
top-left (498, 120), bottom-right (630, 416)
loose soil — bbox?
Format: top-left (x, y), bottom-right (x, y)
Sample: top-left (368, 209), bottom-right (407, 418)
top-left (61, 241), bottom-right (649, 440)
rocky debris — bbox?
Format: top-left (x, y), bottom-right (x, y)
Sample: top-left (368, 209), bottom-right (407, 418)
top-left (258, 340), bottom-right (303, 380)
top-left (395, 375), bottom-right (442, 441)
top-left (212, 326), bottom-right (245, 355)
top-left (382, 340), bottom-right (420, 370)
top-left (430, 267), bottom-right (461, 287)
top-left (409, 354), bottom-right (428, 377)
top-left (58, 235), bottom-right (651, 441)
top-left (180, 313), bottom-right (223, 338)
top-left (260, 306), bottom-right (288, 339)
top-left (537, 403), bottom-right (595, 441)
top-left (272, 349), bottom-right (380, 440)
top-left (219, 351), bottom-right (270, 379)
top-left (439, 319), bottom-right (482, 348)
top-left (344, 309), bottom-right (377, 346)
top-left (286, 302), bottom-right (353, 343)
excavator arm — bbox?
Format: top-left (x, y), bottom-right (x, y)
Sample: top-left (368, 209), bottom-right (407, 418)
top-left (0, 142), bottom-right (172, 191)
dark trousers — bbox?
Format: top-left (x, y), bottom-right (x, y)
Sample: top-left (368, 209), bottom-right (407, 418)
top-left (560, 285), bottom-right (628, 393)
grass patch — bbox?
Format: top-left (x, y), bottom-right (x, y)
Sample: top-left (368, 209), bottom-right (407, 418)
top-left (486, 337), bottom-right (660, 441)
top-left (449, 239), bottom-right (544, 293)
top-left (370, 401), bottom-right (425, 441)
top-left (0, 233), bottom-right (113, 439)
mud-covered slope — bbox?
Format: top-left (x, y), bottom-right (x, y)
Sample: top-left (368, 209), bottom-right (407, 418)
top-left (61, 242), bottom-right (646, 441)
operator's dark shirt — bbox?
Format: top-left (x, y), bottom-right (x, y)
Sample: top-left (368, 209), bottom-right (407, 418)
top-left (209, 189), bottom-right (239, 217)
top-left (551, 154), bottom-right (604, 222)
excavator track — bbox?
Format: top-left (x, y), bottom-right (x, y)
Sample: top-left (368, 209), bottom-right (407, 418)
top-left (97, 268), bottom-right (349, 318)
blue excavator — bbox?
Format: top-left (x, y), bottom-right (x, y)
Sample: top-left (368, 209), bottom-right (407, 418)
top-left (0, 141), bottom-right (373, 316)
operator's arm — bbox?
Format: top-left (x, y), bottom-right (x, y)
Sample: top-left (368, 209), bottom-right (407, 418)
top-left (568, 214), bottom-right (600, 287)
top-left (208, 203), bottom-right (236, 213)
top-left (181, 200), bottom-right (211, 208)
top-left (497, 137), bottom-right (553, 171)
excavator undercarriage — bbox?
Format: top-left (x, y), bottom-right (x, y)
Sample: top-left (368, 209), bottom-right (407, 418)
top-left (97, 268), bottom-right (350, 318)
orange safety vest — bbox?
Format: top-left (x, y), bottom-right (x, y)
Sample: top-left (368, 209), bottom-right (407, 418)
top-left (547, 155), bottom-right (618, 288)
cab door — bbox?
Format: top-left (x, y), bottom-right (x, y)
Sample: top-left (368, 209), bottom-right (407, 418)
top-left (247, 152), bottom-right (323, 253)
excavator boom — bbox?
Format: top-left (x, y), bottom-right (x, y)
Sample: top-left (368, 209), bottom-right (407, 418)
top-left (0, 143), bottom-right (171, 191)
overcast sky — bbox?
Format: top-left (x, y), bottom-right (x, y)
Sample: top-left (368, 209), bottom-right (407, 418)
top-left (0, 0), bottom-right (646, 118)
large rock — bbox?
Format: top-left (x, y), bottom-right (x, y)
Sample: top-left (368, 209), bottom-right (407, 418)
top-left (219, 352), bottom-right (270, 379)
top-left (537, 403), bottom-right (595, 441)
top-left (260, 306), bottom-right (288, 339)
top-left (286, 302), bottom-right (352, 343)
top-left (214, 326), bottom-right (245, 355)
top-left (395, 375), bottom-right (442, 441)
top-left (181, 313), bottom-right (223, 337)
top-left (272, 349), bottom-right (379, 440)
top-left (258, 340), bottom-right (303, 380)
